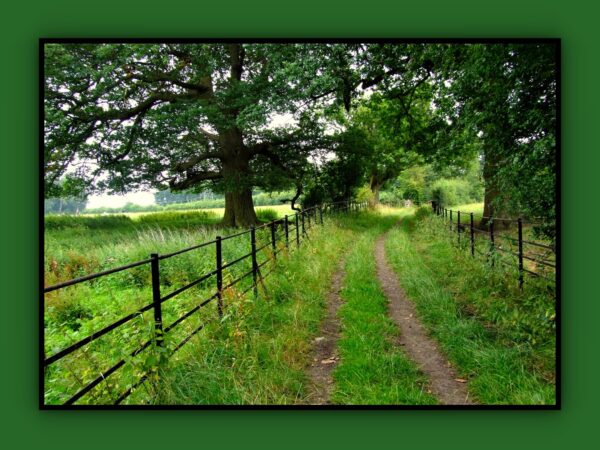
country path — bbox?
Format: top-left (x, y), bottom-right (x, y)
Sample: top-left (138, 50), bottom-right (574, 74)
top-left (304, 256), bottom-right (346, 405)
top-left (374, 232), bottom-right (475, 405)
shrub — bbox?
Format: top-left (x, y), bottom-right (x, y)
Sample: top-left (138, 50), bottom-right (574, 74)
top-left (354, 185), bottom-right (374, 203)
top-left (414, 206), bottom-right (432, 221)
top-left (256, 208), bottom-right (279, 222)
top-left (431, 179), bottom-right (475, 207)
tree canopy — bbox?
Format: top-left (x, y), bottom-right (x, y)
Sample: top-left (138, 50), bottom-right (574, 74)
top-left (44, 42), bottom-right (557, 236)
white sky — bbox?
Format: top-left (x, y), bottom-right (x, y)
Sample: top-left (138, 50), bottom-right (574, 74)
top-left (87, 191), bottom-right (156, 208)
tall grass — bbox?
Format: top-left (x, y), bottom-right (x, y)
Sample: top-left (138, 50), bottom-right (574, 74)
top-left (145, 220), bottom-right (356, 405)
top-left (384, 210), bottom-right (556, 404)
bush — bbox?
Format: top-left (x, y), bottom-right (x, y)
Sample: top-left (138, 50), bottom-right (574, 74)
top-left (414, 206), bottom-right (432, 222)
top-left (431, 179), bottom-right (476, 207)
top-left (256, 208), bottom-right (279, 222)
top-left (354, 185), bottom-right (374, 203)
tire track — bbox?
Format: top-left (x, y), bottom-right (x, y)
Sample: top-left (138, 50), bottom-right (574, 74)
top-left (305, 256), bottom-right (346, 405)
top-left (374, 233), bottom-right (474, 405)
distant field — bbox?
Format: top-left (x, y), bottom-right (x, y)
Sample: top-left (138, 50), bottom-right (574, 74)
top-left (81, 203), bottom-right (295, 220)
top-left (448, 202), bottom-right (484, 220)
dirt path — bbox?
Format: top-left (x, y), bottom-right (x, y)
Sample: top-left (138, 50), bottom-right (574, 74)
top-left (374, 233), bottom-right (474, 405)
top-left (305, 256), bottom-right (346, 405)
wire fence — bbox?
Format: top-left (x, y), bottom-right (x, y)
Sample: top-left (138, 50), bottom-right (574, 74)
top-left (431, 202), bottom-right (556, 288)
top-left (43, 200), bottom-right (367, 406)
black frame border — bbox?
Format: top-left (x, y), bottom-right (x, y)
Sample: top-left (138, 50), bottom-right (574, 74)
top-left (39, 37), bottom-right (561, 411)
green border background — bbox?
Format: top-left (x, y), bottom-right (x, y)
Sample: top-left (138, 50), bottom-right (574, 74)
top-left (1, 1), bottom-right (596, 448)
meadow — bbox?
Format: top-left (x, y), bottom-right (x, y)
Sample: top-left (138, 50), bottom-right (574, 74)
top-left (43, 205), bottom-right (556, 405)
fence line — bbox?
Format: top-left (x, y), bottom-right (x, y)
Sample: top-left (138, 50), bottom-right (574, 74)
top-left (43, 200), bottom-right (367, 405)
top-left (431, 203), bottom-right (556, 288)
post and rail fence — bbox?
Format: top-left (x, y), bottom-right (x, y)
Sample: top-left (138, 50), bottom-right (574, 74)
top-left (431, 202), bottom-right (556, 289)
top-left (43, 200), bottom-right (367, 406)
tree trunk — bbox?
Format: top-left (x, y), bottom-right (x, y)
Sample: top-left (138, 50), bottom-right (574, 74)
top-left (370, 174), bottom-right (382, 205)
top-left (222, 189), bottom-right (258, 228)
top-left (479, 150), bottom-right (509, 230)
top-left (219, 129), bottom-right (259, 228)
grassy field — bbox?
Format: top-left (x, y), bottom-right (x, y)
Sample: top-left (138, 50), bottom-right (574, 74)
top-left (43, 205), bottom-right (555, 405)
top-left (44, 206), bottom-right (296, 404)
top-left (43, 206), bottom-right (366, 405)
top-left (81, 204), bottom-right (295, 220)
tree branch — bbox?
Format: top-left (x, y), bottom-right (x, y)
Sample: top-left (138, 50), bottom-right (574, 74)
top-left (169, 170), bottom-right (222, 190)
top-left (172, 151), bottom-right (223, 172)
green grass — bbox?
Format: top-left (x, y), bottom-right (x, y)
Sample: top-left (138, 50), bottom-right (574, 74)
top-left (153, 219), bottom-right (355, 405)
top-left (80, 203), bottom-right (294, 220)
top-left (331, 209), bottom-right (438, 405)
top-left (44, 207), bottom-right (297, 405)
top-left (451, 202), bottom-right (484, 221)
top-left (383, 209), bottom-right (556, 404)
top-left (44, 204), bottom-right (555, 405)
top-left (44, 206), bottom-right (357, 405)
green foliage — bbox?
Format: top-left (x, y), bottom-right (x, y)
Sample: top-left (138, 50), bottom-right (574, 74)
top-left (354, 185), bottom-right (374, 203)
top-left (435, 43), bottom-right (556, 238)
top-left (431, 178), bottom-right (476, 207)
top-left (413, 205), bottom-right (432, 221)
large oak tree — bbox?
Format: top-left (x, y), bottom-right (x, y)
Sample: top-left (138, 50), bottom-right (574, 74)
top-left (44, 42), bottom-right (440, 226)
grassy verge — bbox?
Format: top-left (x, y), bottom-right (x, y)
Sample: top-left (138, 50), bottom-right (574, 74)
top-left (330, 209), bottom-right (438, 405)
top-left (152, 217), bottom-right (356, 405)
top-left (384, 209), bottom-right (555, 404)
top-left (44, 208), bottom-right (322, 405)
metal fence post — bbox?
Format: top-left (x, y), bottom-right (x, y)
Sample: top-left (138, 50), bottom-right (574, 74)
top-left (489, 218), bottom-right (495, 267)
top-left (295, 213), bottom-right (300, 247)
top-left (301, 211), bottom-right (306, 236)
top-left (270, 221), bottom-right (277, 260)
top-left (307, 208), bottom-right (311, 228)
top-left (319, 206), bottom-right (323, 224)
top-left (251, 226), bottom-right (258, 296)
top-left (457, 211), bottom-right (461, 244)
top-left (470, 213), bottom-right (475, 257)
top-left (450, 210), bottom-right (453, 230)
top-left (150, 253), bottom-right (164, 348)
top-left (284, 215), bottom-right (289, 250)
top-left (215, 236), bottom-right (223, 317)
top-left (518, 217), bottom-right (524, 289)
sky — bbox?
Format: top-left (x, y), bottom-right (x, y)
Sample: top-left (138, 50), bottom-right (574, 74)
top-left (87, 191), bottom-right (157, 208)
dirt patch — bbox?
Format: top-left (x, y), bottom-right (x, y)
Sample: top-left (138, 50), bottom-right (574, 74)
top-left (304, 256), bottom-right (346, 405)
top-left (374, 234), bottom-right (475, 405)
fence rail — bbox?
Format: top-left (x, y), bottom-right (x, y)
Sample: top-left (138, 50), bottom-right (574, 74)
top-left (43, 200), bottom-right (367, 406)
top-left (431, 203), bottom-right (556, 289)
